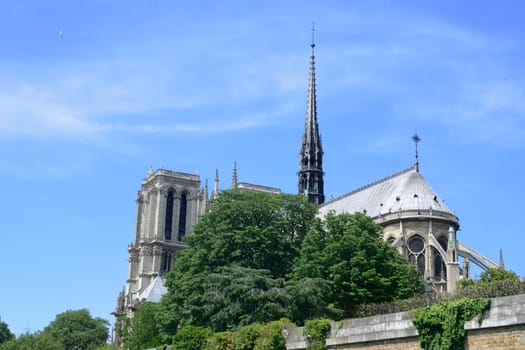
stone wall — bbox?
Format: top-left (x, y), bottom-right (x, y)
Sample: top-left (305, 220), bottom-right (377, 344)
top-left (284, 294), bottom-right (525, 350)
top-left (464, 294), bottom-right (525, 349)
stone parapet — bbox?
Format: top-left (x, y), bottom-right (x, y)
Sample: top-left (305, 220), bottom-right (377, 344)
top-left (284, 294), bottom-right (525, 350)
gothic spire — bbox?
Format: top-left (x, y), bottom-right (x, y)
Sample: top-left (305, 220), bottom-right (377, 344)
top-left (298, 23), bottom-right (325, 205)
top-left (231, 161), bottom-right (238, 189)
top-left (212, 169), bottom-right (219, 200)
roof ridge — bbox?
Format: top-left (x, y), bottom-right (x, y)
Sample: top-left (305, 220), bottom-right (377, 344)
top-left (321, 165), bottom-right (416, 207)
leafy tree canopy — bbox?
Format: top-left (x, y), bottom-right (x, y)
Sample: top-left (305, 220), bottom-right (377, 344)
top-left (0, 332), bottom-right (63, 350)
top-left (479, 268), bottom-right (520, 283)
top-left (292, 212), bottom-right (423, 317)
top-left (160, 266), bottom-right (292, 333)
top-left (179, 190), bottom-right (317, 278)
top-left (0, 320), bottom-right (14, 345)
top-left (159, 191), bottom-right (318, 335)
top-left (42, 309), bottom-right (109, 350)
top-left (120, 302), bottom-right (162, 350)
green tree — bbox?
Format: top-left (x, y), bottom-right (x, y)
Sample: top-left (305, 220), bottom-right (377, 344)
top-left (179, 190), bottom-right (317, 278)
top-left (292, 212), bottom-right (423, 317)
top-left (479, 267), bottom-right (520, 283)
top-left (0, 320), bottom-right (14, 345)
top-left (158, 191), bottom-right (317, 336)
top-left (121, 302), bottom-right (162, 350)
top-left (42, 309), bottom-right (108, 350)
top-left (455, 267), bottom-right (524, 299)
top-left (160, 266), bottom-right (292, 333)
top-left (171, 326), bottom-right (211, 350)
top-left (0, 331), bottom-right (63, 350)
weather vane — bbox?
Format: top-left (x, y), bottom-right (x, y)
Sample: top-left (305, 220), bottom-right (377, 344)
top-left (412, 133), bottom-right (421, 171)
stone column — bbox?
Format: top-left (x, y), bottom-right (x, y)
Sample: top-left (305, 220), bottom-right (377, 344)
top-left (447, 226), bottom-right (459, 293)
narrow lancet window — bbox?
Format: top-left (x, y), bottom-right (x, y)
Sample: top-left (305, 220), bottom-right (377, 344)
top-left (178, 193), bottom-right (187, 241)
top-left (164, 191), bottom-right (174, 240)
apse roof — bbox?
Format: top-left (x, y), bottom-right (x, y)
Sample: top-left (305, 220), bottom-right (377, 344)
top-left (138, 276), bottom-right (167, 302)
top-left (318, 165), bottom-right (455, 219)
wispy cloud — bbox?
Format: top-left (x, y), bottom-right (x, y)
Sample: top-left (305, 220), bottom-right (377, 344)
top-left (316, 10), bottom-right (525, 149)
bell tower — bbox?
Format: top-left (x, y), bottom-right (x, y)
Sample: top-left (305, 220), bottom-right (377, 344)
top-left (118, 168), bottom-right (207, 314)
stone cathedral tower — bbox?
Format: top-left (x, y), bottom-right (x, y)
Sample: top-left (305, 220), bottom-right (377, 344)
top-left (115, 169), bottom-right (207, 317)
top-left (298, 35), bottom-right (325, 206)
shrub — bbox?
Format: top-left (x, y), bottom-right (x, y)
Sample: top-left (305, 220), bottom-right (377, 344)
top-left (303, 319), bottom-right (331, 350)
top-left (413, 298), bottom-right (489, 350)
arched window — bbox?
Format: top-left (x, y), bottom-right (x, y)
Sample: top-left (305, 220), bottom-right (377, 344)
top-left (408, 235), bottom-right (425, 275)
top-left (178, 193), bottom-right (187, 241)
top-left (433, 247), bottom-right (447, 280)
top-left (164, 191), bottom-right (174, 240)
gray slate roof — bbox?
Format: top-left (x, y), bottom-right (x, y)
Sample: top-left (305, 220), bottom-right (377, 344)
top-left (318, 166), bottom-right (454, 219)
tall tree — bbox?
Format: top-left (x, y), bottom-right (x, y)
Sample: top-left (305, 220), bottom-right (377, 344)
top-left (179, 190), bottom-right (317, 278)
top-left (293, 212), bottom-right (423, 317)
top-left (0, 320), bottom-right (14, 345)
top-left (42, 309), bottom-right (108, 350)
top-left (121, 302), bottom-right (162, 350)
top-left (158, 191), bottom-right (317, 336)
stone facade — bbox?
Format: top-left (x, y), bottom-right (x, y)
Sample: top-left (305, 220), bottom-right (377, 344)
top-left (115, 169), bottom-right (207, 317)
top-left (380, 209), bottom-right (460, 293)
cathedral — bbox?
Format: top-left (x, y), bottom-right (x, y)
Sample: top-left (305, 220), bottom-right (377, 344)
top-left (113, 37), bottom-right (500, 319)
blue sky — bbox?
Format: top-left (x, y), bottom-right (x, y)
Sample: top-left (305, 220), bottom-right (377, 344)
top-left (1, 0), bottom-right (524, 337)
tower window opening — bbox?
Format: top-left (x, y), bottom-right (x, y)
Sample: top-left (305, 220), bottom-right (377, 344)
top-left (178, 193), bottom-right (187, 241)
top-left (164, 191), bottom-right (174, 240)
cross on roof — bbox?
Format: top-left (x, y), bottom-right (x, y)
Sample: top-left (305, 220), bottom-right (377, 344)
top-left (412, 133), bottom-right (421, 171)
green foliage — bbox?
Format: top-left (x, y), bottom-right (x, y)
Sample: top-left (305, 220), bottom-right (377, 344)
top-left (413, 298), bottom-right (489, 350)
top-left (0, 320), bottom-right (14, 345)
top-left (251, 319), bottom-right (291, 350)
top-left (157, 195), bottom-right (424, 341)
top-left (232, 324), bottom-right (263, 350)
top-left (206, 331), bottom-right (234, 350)
top-left (160, 266), bottom-right (292, 333)
top-left (355, 294), bottom-right (439, 318)
top-left (93, 346), bottom-right (114, 350)
top-left (181, 191), bottom-right (316, 279)
top-left (203, 319), bottom-right (292, 350)
top-left (284, 278), bottom-right (341, 324)
top-left (293, 212), bottom-right (423, 317)
top-left (42, 309), bottom-right (109, 350)
top-left (455, 279), bottom-right (525, 299)
top-left (0, 331), bottom-right (64, 350)
top-left (159, 192), bottom-right (317, 335)
top-left (303, 319), bottom-right (331, 350)
top-left (478, 268), bottom-right (520, 283)
top-left (121, 302), bottom-right (162, 350)
top-left (455, 268), bottom-right (525, 300)
top-left (171, 326), bottom-right (211, 350)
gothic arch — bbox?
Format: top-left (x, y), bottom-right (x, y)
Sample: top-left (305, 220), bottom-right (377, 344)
top-left (164, 189), bottom-right (175, 240)
top-left (407, 234), bottom-right (425, 275)
top-left (432, 247), bottom-right (447, 281)
top-left (177, 190), bottom-right (190, 241)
